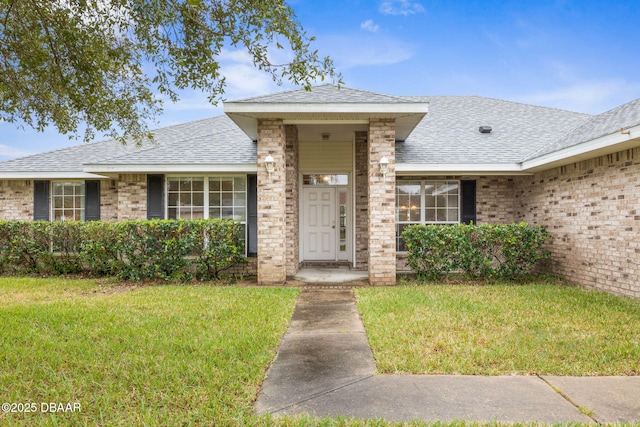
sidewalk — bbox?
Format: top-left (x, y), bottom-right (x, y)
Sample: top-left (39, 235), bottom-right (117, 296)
top-left (255, 287), bottom-right (640, 424)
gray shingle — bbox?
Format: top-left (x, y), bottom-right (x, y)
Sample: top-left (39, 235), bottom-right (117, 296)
top-left (0, 116), bottom-right (256, 172)
top-left (231, 84), bottom-right (416, 104)
top-left (524, 98), bottom-right (640, 161)
top-left (398, 96), bottom-right (591, 164)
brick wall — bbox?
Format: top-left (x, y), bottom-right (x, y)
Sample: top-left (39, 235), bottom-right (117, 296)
top-left (514, 148), bottom-right (640, 298)
top-left (355, 131), bottom-right (369, 270)
top-left (0, 180), bottom-right (33, 220)
top-left (100, 179), bottom-right (119, 222)
top-left (368, 119), bottom-right (396, 286)
top-left (257, 120), bottom-right (287, 285)
top-left (285, 124), bottom-right (300, 277)
top-left (117, 174), bottom-right (147, 221)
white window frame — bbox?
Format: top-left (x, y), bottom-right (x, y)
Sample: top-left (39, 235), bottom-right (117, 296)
top-left (396, 179), bottom-right (461, 251)
top-left (165, 175), bottom-right (248, 254)
top-left (51, 181), bottom-right (85, 222)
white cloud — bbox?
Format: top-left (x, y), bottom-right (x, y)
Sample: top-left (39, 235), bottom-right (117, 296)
top-left (319, 33), bottom-right (415, 69)
top-left (0, 144), bottom-right (37, 159)
top-left (360, 19), bottom-right (380, 33)
top-left (518, 79), bottom-right (640, 113)
top-left (379, 0), bottom-right (425, 16)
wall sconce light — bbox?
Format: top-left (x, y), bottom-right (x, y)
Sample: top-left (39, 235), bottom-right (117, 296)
top-left (264, 154), bottom-right (275, 178)
top-left (379, 156), bottom-right (389, 180)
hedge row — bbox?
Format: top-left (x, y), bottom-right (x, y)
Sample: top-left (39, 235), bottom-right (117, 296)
top-left (0, 219), bottom-right (246, 281)
top-left (401, 222), bottom-right (551, 281)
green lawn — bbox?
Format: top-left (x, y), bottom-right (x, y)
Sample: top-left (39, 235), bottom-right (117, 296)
top-left (0, 278), bottom-right (298, 426)
top-left (356, 283), bottom-right (640, 376)
top-left (2, 278), bottom-right (634, 427)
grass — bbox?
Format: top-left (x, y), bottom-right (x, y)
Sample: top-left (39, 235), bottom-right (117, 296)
top-left (356, 282), bottom-right (640, 376)
top-left (1, 277), bottom-right (634, 427)
top-left (0, 277), bottom-right (299, 426)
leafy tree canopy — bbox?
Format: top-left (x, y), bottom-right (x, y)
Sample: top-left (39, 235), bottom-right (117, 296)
top-left (0, 0), bottom-right (340, 144)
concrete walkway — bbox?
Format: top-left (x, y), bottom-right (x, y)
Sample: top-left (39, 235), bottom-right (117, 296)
top-left (255, 288), bottom-right (640, 424)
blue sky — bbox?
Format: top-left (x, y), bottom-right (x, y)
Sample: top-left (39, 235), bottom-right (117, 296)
top-left (1, 0), bottom-right (639, 160)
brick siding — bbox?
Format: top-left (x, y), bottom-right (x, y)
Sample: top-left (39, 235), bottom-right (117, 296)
top-left (515, 148), bottom-right (640, 298)
top-left (0, 179), bottom-right (32, 220)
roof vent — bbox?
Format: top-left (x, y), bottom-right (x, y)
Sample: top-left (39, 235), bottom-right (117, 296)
top-left (479, 126), bottom-right (492, 134)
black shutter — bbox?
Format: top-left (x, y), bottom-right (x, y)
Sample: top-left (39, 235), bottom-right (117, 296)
top-left (85, 180), bottom-right (101, 221)
top-left (147, 174), bottom-right (164, 219)
top-left (461, 180), bottom-right (477, 224)
top-left (247, 174), bottom-right (258, 257)
top-left (33, 180), bottom-right (50, 221)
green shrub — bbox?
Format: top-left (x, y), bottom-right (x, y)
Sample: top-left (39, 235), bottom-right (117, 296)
top-left (114, 220), bottom-right (197, 281)
top-left (0, 219), bottom-right (247, 281)
top-left (402, 222), bottom-right (551, 281)
top-left (191, 219), bottom-right (247, 280)
top-left (77, 221), bottom-right (122, 276)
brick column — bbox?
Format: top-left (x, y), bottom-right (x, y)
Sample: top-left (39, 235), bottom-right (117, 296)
top-left (285, 124), bottom-right (300, 276)
top-left (368, 119), bottom-right (396, 286)
top-left (257, 119), bottom-right (287, 285)
top-left (117, 174), bottom-right (147, 220)
top-left (354, 131), bottom-right (369, 270)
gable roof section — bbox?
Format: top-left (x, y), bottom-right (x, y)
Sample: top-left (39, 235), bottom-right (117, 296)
top-left (397, 96), bottom-right (591, 174)
top-left (0, 115), bottom-right (256, 178)
top-left (224, 84), bottom-right (429, 141)
top-left (84, 115), bottom-right (256, 173)
top-left (522, 98), bottom-right (640, 170)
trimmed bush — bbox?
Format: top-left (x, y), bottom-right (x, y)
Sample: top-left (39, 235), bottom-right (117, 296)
top-left (402, 222), bottom-right (551, 281)
top-left (0, 219), bottom-right (246, 281)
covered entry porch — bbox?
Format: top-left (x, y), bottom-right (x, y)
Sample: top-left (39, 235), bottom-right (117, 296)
top-left (224, 86), bottom-right (428, 285)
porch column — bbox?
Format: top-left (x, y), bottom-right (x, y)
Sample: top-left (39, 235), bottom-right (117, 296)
top-left (368, 119), bottom-right (396, 286)
top-left (285, 124), bottom-right (300, 276)
top-left (257, 119), bottom-right (287, 285)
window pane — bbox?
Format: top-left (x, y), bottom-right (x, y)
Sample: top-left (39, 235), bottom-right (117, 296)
top-left (191, 178), bottom-right (204, 191)
top-left (178, 207), bottom-right (192, 219)
top-left (234, 177), bottom-right (246, 191)
top-left (179, 178), bottom-right (191, 191)
top-left (168, 179), bottom-right (179, 191)
top-left (437, 209), bottom-right (447, 222)
top-left (209, 177), bottom-right (221, 191)
top-left (180, 193), bottom-right (191, 206)
top-left (192, 192), bottom-right (204, 207)
top-left (168, 208), bottom-right (177, 219)
top-left (192, 207), bottom-right (205, 219)
top-left (448, 208), bottom-right (458, 222)
top-left (221, 179), bottom-right (233, 191)
top-left (209, 193), bottom-right (221, 207)
top-left (168, 192), bottom-right (179, 206)
top-left (425, 208), bottom-right (436, 222)
top-left (222, 193), bottom-right (233, 206)
top-left (233, 193), bottom-right (246, 207)
top-left (233, 207), bottom-right (246, 222)
top-left (448, 195), bottom-right (459, 208)
top-left (221, 207), bottom-right (233, 219)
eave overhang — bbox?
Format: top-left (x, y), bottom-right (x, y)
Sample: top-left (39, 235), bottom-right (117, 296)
top-left (82, 164), bottom-right (257, 173)
top-left (522, 124), bottom-right (640, 172)
top-left (396, 163), bottom-right (531, 176)
top-left (224, 102), bottom-right (429, 141)
top-left (0, 172), bottom-right (108, 179)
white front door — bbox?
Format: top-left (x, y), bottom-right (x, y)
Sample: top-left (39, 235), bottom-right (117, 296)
top-left (303, 187), bottom-right (336, 260)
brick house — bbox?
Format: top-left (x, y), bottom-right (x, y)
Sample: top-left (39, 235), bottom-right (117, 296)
top-left (0, 85), bottom-right (639, 296)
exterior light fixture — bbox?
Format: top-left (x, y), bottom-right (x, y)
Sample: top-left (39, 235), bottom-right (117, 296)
top-left (379, 156), bottom-right (389, 180)
top-left (264, 154), bottom-right (275, 178)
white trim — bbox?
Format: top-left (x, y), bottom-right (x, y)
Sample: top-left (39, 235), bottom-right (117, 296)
top-left (0, 172), bottom-right (108, 179)
top-left (224, 102), bottom-right (429, 115)
top-left (522, 125), bottom-right (640, 171)
top-left (396, 163), bottom-right (529, 175)
top-left (83, 164), bottom-right (257, 173)
top-left (283, 119), bottom-right (370, 125)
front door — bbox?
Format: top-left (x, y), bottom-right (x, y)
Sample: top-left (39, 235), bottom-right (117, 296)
top-left (302, 187), bottom-right (336, 260)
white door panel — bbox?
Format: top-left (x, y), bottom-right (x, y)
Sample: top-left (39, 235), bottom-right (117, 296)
top-left (303, 188), bottom-right (336, 260)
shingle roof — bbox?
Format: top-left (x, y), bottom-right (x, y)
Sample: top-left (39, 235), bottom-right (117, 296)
top-left (398, 96), bottom-right (591, 164)
top-left (4, 86), bottom-right (637, 174)
top-left (86, 115), bottom-right (255, 165)
top-left (0, 116), bottom-right (256, 172)
top-left (231, 84), bottom-right (416, 104)
top-left (524, 97), bottom-right (640, 161)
